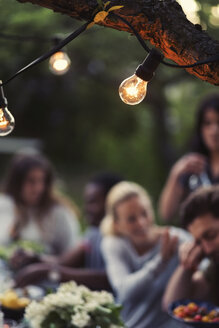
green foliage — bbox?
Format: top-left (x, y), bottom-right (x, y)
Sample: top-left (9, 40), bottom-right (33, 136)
top-left (41, 311), bottom-right (67, 328)
top-left (0, 240), bottom-right (44, 260)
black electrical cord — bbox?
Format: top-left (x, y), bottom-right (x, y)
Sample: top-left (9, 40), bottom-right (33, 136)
top-left (1, 9), bottom-right (218, 89)
top-left (111, 13), bottom-right (151, 53)
top-left (112, 12), bottom-right (219, 69)
top-left (0, 20), bottom-right (92, 87)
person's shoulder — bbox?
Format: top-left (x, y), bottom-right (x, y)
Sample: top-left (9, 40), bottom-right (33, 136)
top-left (50, 203), bottom-right (80, 234)
top-left (103, 234), bottom-right (126, 244)
top-left (51, 202), bottom-right (78, 220)
top-left (101, 235), bottom-right (128, 253)
top-left (0, 194), bottom-right (15, 208)
top-left (169, 226), bottom-right (192, 243)
top-left (84, 226), bottom-right (101, 240)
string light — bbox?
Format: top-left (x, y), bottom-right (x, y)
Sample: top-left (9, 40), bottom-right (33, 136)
top-left (112, 13), bottom-right (219, 105)
top-left (0, 11), bottom-right (218, 135)
top-left (0, 81), bottom-right (15, 136)
top-left (119, 49), bottom-right (164, 105)
top-left (119, 75), bottom-right (147, 105)
top-left (0, 33), bottom-right (71, 76)
top-left (49, 51), bottom-right (71, 75)
top-left (0, 22), bottom-right (90, 136)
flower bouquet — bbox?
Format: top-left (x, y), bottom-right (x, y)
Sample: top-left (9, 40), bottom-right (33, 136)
top-left (25, 281), bottom-right (124, 328)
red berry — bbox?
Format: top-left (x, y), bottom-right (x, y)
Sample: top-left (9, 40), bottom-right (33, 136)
top-left (194, 315), bottom-right (202, 321)
top-left (184, 308), bottom-right (192, 316)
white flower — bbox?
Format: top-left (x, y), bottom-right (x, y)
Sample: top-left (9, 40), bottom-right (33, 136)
top-left (27, 317), bottom-right (42, 328)
top-left (71, 311), bottom-right (90, 328)
top-left (58, 281), bottom-right (77, 293)
top-left (42, 292), bottom-right (84, 309)
top-left (25, 300), bottom-right (49, 320)
top-left (83, 300), bottom-right (99, 312)
top-left (25, 281), bottom-right (123, 328)
top-left (91, 290), bottom-right (114, 305)
top-left (25, 301), bottom-right (49, 328)
top-left (75, 285), bottom-right (91, 297)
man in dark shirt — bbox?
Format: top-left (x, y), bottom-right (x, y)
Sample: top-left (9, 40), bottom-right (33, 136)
top-left (163, 185), bottom-right (219, 309)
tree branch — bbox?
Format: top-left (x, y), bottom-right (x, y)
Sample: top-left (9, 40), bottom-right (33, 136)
top-left (17, 0), bottom-right (219, 85)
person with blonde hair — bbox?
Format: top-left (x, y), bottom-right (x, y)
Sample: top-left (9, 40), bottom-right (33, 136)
top-left (101, 181), bottom-right (191, 328)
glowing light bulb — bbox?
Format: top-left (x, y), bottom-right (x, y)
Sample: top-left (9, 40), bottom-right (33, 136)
top-left (0, 82), bottom-right (15, 136)
top-left (119, 49), bottom-right (164, 106)
top-left (119, 74), bottom-right (147, 105)
top-left (49, 51), bottom-right (71, 75)
top-left (0, 107), bottom-right (15, 136)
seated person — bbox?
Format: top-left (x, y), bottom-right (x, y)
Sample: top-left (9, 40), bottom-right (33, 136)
top-left (0, 153), bottom-right (80, 258)
top-left (77, 172), bottom-right (123, 270)
top-left (13, 172), bottom-right (122, 290)
top-left (101, 181), bottom-right (191, 328)
top-left (163, 185), bottom-right (219, 310)
top-left (159, 94), bottom-right (219, 223)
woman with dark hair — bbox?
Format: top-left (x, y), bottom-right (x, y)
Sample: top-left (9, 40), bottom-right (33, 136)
top-left (0, 153), bottom-right (80, 255)
top-left (12, 172), bottom-right (122, 290)
top-left (159, 94), bottom-right (219, 223)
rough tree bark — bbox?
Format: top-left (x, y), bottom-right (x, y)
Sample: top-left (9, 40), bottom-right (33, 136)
top-left (17, 0), bottom-right (219, 85)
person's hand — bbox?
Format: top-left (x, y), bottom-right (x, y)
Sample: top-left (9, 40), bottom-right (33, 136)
top-left (179, 241), bottom-right (204, 272)
top-left (161, 229), bottom-right (178, 263)
top-left (15, 263), bottom-right (51, 287)
top-left (171, 153), bottom-right (207, 179)
top-left (9, 249), bottom-right (39, 271)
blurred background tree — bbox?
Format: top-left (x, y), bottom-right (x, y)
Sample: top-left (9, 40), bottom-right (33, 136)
top-left (0, 0), bottom-right (218, 216)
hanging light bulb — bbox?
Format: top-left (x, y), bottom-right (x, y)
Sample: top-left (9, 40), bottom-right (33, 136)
top-left (0, 81), bottom-right (15, 136)
top-left (49, 51), bottom-right (71, 75)
top-left (119, 75), bottom-right (148, 105)
top-left (119, 49), bottom-right (164, 105)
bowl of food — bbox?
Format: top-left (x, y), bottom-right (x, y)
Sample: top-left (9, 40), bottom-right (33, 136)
top-left (0, 289), bottom-right (30, 321)
top-left (168, 300), bottom-right (219, 327)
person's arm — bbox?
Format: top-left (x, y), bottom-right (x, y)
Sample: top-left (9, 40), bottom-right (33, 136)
top-left (57, 267), bottom-right (110, 290)
top-left (9, 242), bottom-right (87, 271)
top-left (162, 265), bottom-right (210, 311)
top-left (162, 241), bottom-right (210, 311)
top-left (159, 169), bottom-right (185, 223)
top-left (57, 243), bottom-right (86, 267)
top-left (15, 263), bottom-right (111, 291)
top-left (159, 154), bottom-right (206, 223)
top-left (102, 234), bottom-right (177, 302)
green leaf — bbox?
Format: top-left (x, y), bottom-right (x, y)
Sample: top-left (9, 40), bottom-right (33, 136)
top-left (41, 311), bottom-right (66, 328)
top-left (94, 305), bottom-right (112, 314)
top-left (108, 5), bottom-right (124, 12)
top-left (103, 1), bottom-right (111, 9)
